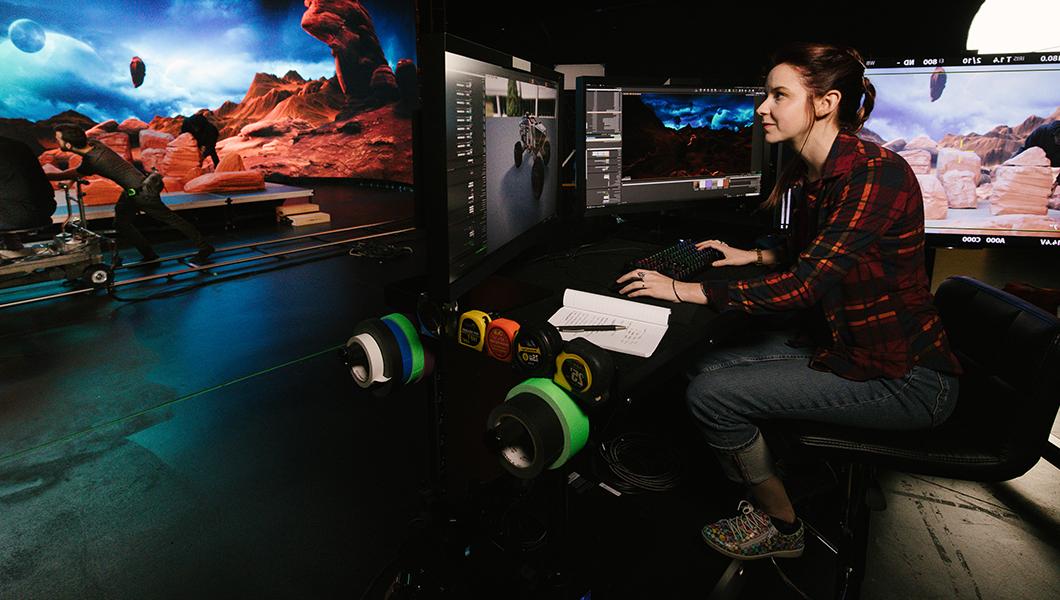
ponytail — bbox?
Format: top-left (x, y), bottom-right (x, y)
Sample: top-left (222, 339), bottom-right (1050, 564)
top-left (854, 76), bottom-right (876, 133)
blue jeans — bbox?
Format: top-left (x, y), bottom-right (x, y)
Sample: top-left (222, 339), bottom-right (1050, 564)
top-left (685, 329), bottom-right (959, 485)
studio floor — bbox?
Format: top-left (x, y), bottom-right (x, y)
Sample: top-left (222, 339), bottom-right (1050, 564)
top-left (1, 207), bottom-right (1058, 598)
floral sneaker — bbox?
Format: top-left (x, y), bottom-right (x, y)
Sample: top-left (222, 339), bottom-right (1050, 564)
top-left (701, 500), bottom-right (805, 560)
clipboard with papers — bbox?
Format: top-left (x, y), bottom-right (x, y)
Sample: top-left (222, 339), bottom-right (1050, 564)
top-left (548, 289), bottom-right (671, 358)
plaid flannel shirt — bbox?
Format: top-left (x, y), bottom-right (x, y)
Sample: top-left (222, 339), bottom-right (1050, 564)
top-left (706, 133), bottom-right (962, 381)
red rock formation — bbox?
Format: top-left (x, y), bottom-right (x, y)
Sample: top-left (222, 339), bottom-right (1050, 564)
top-left (215, 153), bottom-right (245, 172)
top-left (904, 135), bottom-right (938, 162)
top-left (883, 138), bottom-right (907, 152)
top-left (160, 133), bottom-right (203, 188)
top-left (917, 173), bottom-right (948, 219)
top-left (140, 129), bottom-right (174, 150)
top-left (899, 150), bottom-right (931, 175)
top-left (163, 176), bottom-right (184, 193)
top-left (38, 148), bottom-right (81, 169)
top-left (183, 170), bottom-right (265, 194)
top-left (301, 0), bottom-right (389, 97)
top-left (215, 103), bottom-right (412, 182)
top-left (80, 177), bottom-right (125, 206)
top-left (86, 120), bottom-right (119, 136)
top-left (216, 73), bottom-right (307, 137)
top-left (147, 115), bottom-right (185, 137)
top-left (990, 147), bottom-right (1052, 216)
top-left (370, 64), bottom-right (399, 103)
top-left (140, 148), bottom-right (167, 173)
top-left (118, 118), bottom-right (150, 143)
top-left (937, 148), bottom-right (981, 184)
top-left (261, 90), bottom-right (345, 126)
top-left (939, 128), bottom-right (1023, 167)
top-left (941, 170), bottom-right (977, 209)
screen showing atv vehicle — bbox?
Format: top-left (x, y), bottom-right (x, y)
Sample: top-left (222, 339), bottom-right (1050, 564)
top-left (578, 80), bottom-right (765, 213)
top-left (444, 51), bottom-right (560, 286)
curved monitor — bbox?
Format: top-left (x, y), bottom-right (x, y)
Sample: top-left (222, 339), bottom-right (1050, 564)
top-left (418, 35), bottom-right (562, 300)
top-left (575, 77), bottom-right (767, 215)
top-left (862, 52), bottom-right (1060, 249)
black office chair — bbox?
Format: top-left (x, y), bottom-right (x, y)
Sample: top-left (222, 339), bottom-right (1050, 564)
top-left (766, 275), bottom-right (1060, 600)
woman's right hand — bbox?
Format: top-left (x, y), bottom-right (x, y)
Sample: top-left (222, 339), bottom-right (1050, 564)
top-left (695, 239), bottom-right (757, 267)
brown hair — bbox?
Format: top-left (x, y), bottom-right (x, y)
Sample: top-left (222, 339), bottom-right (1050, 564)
top-left (53, 124), bottom-right (88, 149)
top-left (763, 42), bottom-right (877, 208)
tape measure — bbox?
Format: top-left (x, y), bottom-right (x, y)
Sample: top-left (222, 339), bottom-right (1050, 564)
top-left (553, 337), bottom-right (615, 408)
top-left (486, 378), bottom-right (590, 479)
top-left (485, 318), bottom-right (520, 362)
top-left (458, 309), bottom-right (491, 351)
top-left (512, 322), bottom-right (563, 377)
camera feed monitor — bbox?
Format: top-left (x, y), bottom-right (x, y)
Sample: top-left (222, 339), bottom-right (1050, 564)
top-left (862, 52), bottom-right (1060, 248)
top-left (444, 49), bottom-right (560, 289)
top-left (579, 79), bottom-right (765, 213)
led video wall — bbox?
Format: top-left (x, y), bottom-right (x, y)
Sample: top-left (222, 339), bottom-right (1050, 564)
top-left (0, 0), bottom-right (417, 185)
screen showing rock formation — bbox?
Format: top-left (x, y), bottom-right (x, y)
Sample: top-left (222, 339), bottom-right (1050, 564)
top-left (0, 0), bottom-right (417, 197)
top-left (862, 57), bottom-right (1060, 244)
top-left (621, 92), bottom-right (756, 180)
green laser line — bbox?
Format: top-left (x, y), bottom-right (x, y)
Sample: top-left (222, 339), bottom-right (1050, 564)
top-left (0, 343), bottom-right (344, 466)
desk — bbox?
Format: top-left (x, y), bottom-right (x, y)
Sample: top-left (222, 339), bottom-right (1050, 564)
top-left (428, 235), bottom-right (773, 596)
top-left (433, 235), bottom-right (766, 494)
top-left (492, 236), bottom-right (765, 396)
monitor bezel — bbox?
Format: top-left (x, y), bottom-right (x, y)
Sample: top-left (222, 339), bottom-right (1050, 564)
top-left (575, 75), bottom-right (769, 217)
top-left (418, 34), bottom-right (564, 301)
top-left (862, 51), bottom-right (1060, 251)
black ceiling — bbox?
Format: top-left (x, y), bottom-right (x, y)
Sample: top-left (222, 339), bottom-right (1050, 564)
top-left (426, 0), bottom-right (985, 84)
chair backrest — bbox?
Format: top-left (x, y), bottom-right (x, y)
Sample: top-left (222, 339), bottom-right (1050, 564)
top-left (934, 276), bottom-right (1060, 479)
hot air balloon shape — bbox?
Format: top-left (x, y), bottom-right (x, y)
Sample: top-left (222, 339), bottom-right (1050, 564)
top-left (130, 56), bottom-right (146, 88)
top-left (929, 66), bottom-right (947, 102)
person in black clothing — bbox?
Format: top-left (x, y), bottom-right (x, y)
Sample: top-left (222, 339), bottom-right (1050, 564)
top-left (180, 113), bottom-right (221, 169)
top-left (48, 124), bottom-right (214, 264)
top-left (0, 136), bottom-right (57, 251)
top-left (1016, 120), bottom-right (1060, 192)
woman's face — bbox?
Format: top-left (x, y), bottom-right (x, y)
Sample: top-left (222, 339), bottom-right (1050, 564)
top-left (757, 63), bottom-right (814, 145)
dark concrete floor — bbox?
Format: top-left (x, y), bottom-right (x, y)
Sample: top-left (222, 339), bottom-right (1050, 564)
top-left (2, 198), bottom-right (1059, 598)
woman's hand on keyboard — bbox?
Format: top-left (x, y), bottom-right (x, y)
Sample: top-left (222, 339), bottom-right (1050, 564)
top-left (695, 240), bottom-right (756, 267)
top-left (616, 269), bottom-right (676, 302)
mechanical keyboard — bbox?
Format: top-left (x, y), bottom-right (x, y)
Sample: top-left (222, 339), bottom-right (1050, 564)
top-left (629, 239), bottom-right (723, 281)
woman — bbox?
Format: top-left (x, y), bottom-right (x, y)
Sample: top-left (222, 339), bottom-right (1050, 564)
top-left (615, 43), bottom-right (962, 560)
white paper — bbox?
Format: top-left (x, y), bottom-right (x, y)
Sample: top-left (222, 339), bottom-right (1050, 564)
top-left (547, 289), bottom-right (671, 357)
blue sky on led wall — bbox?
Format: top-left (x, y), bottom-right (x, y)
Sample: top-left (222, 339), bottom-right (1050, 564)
top-left (0, 0), bottom-right (417, 122)
top-left (639, 93), bottom-right (756, 132)
top-left (864, 66), bottom-right (1060, 143)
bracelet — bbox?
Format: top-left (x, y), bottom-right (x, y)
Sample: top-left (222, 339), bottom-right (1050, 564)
top-left (672, 279), bottom-right (683, 303)
top-left (755, 248), bottom-right (763, 267)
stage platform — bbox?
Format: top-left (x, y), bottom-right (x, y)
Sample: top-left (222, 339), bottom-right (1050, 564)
top-left (52, 182), bottom-right (314, 223)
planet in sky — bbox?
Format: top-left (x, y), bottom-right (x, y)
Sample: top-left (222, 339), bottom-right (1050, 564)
top-left (8, 19), bottom-right (46, 53)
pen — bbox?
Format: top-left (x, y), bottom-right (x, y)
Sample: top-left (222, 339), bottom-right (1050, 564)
top-left (555, 325), bottom-right (627, 332)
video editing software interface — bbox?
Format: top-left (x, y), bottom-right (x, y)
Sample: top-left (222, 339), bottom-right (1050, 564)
top-left (444, 51), bottom-right (560, 285)
top-left (582, 81), bottom-right (765, 212)
top-left (861, 52), bottom-right (1060, 248)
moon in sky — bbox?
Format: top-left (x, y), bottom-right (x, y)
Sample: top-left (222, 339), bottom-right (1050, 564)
top-left (8, 19), bottom-right (47, 53)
